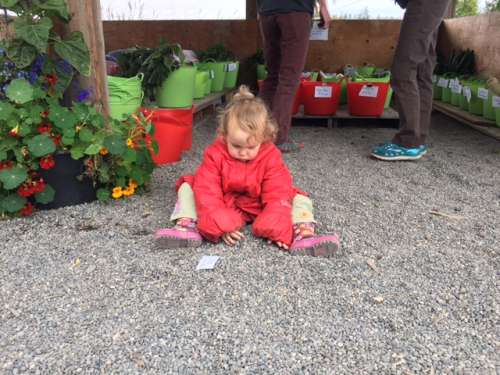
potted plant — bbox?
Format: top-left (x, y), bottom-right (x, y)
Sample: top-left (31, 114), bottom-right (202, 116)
top-left (248, 49), bottom-right (267, 81)
top-left (0, 0), bottom-right (157, 217)
top-left (198, 43), bottom-right (239, 90)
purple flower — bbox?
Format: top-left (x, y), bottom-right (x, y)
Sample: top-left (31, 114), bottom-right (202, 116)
top-left (56, 59), bottom-right (73, 75)
top-left (31, 55), bottom-right (45, 74)
top-left (4, 61), bottom-right (15, 70)
top-left (28, 71), bottom-right (38, 84)
top-left (76, 89), bottom-right (90, 103)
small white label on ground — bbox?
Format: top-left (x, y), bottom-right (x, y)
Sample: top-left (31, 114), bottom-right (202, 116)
top-left (438, 78), bottom-right (449, 88)
top-left (196, 255), bottom-right (220, 271)
top-left (492, 96), bottom-right (500, 108)
top-left (314, 86), bottom-right (333, 98)
top-left (359, 85), bottom-right (379, 98)
top-left (463, 87), bottom-right (472, 102)
top-left (227, 63), bottom-right (237, 72)
top-left (478, 88), bottom-right (489, 100)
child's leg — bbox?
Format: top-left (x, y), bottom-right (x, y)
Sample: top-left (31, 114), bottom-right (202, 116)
top-left (155, 183), bottom-right (202, 248)
top-left (170, 182), bottom-right (198, 222)
top-left (289, 194), bottom-right (339, 257)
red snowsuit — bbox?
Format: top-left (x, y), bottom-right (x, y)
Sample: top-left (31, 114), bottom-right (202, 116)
top-left (176, 138), bottom-right (303, 246)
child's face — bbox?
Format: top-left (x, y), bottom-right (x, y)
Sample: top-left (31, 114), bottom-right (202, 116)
top-left (226, 123), bottom-right (262, 162)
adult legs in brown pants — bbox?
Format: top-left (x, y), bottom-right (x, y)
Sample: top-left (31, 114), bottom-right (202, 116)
top-left (259, 12), bottom-right (311, 146)
top-left (390, 0), bottom-right (451, 148)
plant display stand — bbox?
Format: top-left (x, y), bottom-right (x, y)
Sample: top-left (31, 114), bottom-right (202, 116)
top-left (293, 105), bottom-right (399, 128)
top-left (193, 88), bottom-right (236, 114)
top-left (432, 100), bottom-right (500, 141)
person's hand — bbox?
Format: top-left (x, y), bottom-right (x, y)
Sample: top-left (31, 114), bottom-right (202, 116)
top-left (318, 0), bottom-right (331, 29)
top-left (267, 239), bottom-right (289, 250)
top-left (222, 230), bottom-right (245, 246)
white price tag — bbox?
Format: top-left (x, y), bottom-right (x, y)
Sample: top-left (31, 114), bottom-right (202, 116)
top-left (432, 75), bottom-right (437, 83)
top-left (492, 96), bottom-right (500, 108)
top-left (314, 86), bottom-right (333, 98)
top-left (209, 69), bottom-right (215, 79)
top-left (477, 88), bottom-right (489, 100)
top-left (449, 78), bottom-right (458, 89)
top-left (438, 78), bottom-right (449, 88)
top-left (227, 63), bottom-right (237, 72)
top-left (463, 87), bottom-right (472, 102)
top-left (359, 85), bottom-right (379, 98)
top-left (451, 84), bottom-right (462, 94)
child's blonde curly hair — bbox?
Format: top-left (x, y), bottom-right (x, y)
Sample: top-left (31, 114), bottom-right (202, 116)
top-left (217, 85), bottom-right (277, 144)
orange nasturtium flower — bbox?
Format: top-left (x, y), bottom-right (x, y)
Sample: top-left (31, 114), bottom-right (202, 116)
top-left (99, 147), bottom-right (109, 156)
top-left (126, 138), bottom-right (134, 148)
top-left (128, 179), bottom-right (138, 189)
top-left (112, 187), bottom-right (123, 199)
top-left (122, 186), bottom-right (135, 196)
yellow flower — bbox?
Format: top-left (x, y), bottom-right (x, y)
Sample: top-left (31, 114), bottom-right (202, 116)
top-left (122, 186), bottom-right (135, 196)
top-left (128, 179), bottom-right (138, 189)
top-left (112, 187), bottom-right (123, 199)
top-left (75, 125), bottom-right (81, 133)
top-left (126, 138), bottom-right (134, 148)
top-left (99, 147), bottom-right (109, 156)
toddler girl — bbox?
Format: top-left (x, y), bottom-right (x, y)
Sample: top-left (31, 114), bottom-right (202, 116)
top-left (154, 86), bottom-right (339, 257)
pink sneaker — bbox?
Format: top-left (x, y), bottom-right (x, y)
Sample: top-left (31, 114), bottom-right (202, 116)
top-left (289, 223), bottom-right (340, 257)
top-left (154, 218), bottom-right (202, 249)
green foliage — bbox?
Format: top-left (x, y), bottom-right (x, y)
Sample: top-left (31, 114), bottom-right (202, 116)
top-left (247, 49), bottom-right (265, 66)
top-left (0, 0), bottom-right (157, 217)
top-left (116, 47), bottom-right (153, 78)
top-left (198, 43), bottom-right (235, 62)
top-left (485, 0), bottom-right (500, 11)
top-left (139, 40), bottom-right (185, 101)
top-left (455, 0), bottom-right (478, 17)
top-left (435, 49), bottom-right (475, 75)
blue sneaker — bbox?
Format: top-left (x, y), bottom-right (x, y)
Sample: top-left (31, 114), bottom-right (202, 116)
top-left (371, 143), bottom-right (427, 161)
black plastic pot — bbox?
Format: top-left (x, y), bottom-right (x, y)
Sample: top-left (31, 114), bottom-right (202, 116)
top-left (38, 153), bottom-right (97, 210)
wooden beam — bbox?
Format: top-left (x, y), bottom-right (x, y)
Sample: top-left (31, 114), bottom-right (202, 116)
top-left (247, 0), bottom-right (257, 20)
top-left (65, 0), bottom-right (109, 118)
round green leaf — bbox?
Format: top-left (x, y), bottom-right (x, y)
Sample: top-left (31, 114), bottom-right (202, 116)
top-left (6, 79), bottom-right (34, 104)
top-left (70, 146), bottom-right (85, 160)
top-left (0, 102), bottom-right (14, 121)
top-left (0, 166), bottom-right (28, 190)
top-left (123, 148), bottom-right (137, 163)
top-left (27, 134), bottom-right (56, 157)
top-left (104, 135), bottom-right (126, 156)
top-left (79, 128), bottom-right (94, 142)
top-left (48, 105), bottom-right (78, 129)
top-left (1, 194), bottom-right (26, 213)
top-left (62, 136), bottom-right (75, 146)
top-left (96, 188), bottom-right (110, 202)
top-left (34, 184), bottom-right (55, 204)
top-left (84, 144), bottom-right (101, 155)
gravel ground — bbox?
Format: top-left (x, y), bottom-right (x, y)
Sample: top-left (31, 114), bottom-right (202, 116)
top-left (1, 112), bottom-right (499, 375)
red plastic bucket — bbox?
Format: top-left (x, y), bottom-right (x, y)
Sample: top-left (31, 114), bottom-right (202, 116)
top-left (347, 82), bottom-right (389, 116)
top-left (258, 79), bottom-right (302, 115)
top-left (301, 81), bottom-right (341, 116)
top-left (142, 107), bottom-right (193, 165)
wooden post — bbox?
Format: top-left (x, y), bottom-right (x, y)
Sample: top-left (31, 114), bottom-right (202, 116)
top-left (247, 0), bottom-right (257, 20)
top-left (445, 0), bottom-right (456, 18)
top-left (65, 0), bottom-right (109, 118)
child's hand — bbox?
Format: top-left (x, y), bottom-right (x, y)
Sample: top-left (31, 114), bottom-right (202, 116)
top-left (222, 230), bottom-right (245, 246)
top-left (267, 239), bottom-right (289, 250)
